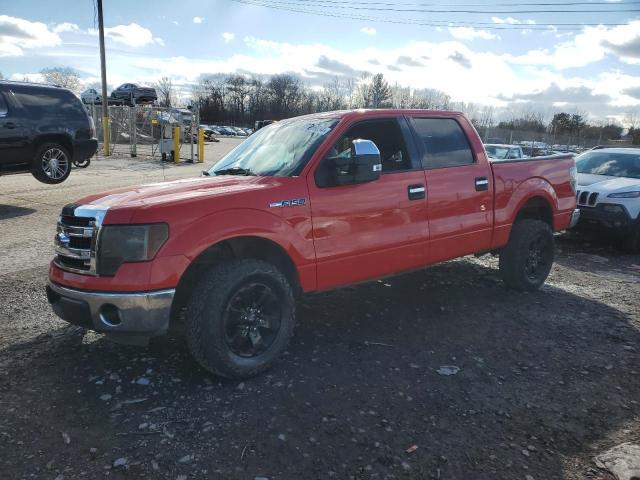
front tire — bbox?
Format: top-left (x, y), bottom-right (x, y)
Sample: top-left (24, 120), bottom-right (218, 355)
top-left (499, 219), bottom-right (554, 291)
top-left (184, 259), bottom-right (296, 379)
top-left (31, 143), bottom-right (72, 184)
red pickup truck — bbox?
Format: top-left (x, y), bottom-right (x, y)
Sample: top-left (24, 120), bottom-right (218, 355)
top-left (47, 109), bottom-right (579, 378)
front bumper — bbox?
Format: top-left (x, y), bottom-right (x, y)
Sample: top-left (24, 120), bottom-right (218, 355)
top-left (577, 204), bottom-right (635, 232)
top-left (46, 282), bottom-right (174, 338)
top-left (72, 139), bottom-right (98, 161)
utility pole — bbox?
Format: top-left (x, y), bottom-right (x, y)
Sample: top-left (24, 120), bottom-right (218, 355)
top-left (97, 0), bottom-right (110, 156)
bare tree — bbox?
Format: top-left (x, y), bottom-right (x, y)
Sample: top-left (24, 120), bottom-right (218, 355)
top-left (226, 75), bottom-right (251, 121)
top-left (40, 67), bottom-right (81, 93)
top-left (154, 77), bottom-right (174, 107)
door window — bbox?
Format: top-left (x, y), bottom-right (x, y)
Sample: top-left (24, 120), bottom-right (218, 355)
top-left (325, 119), bottom-right (412, 173)
top-left (413, 118), bottom-right (474, 169)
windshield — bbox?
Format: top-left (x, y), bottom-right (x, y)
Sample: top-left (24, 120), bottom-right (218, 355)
top-left (576, 151), bottom-right (640, 179)
top-left (485, 145), bottom-right (509, 159)
top-left (209, 117), bottom-right (338, 176)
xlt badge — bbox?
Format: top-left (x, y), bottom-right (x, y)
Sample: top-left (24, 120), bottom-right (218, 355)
top-left (269, 198), bottom-right (306, 208)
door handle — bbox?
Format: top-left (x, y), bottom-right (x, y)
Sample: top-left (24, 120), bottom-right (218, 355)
top-left (408, 184), bottom-right (426, 200)
top-left (475, 177), bottom-right (489, 191)
top-left (3, 122), bottom-right (16, 129)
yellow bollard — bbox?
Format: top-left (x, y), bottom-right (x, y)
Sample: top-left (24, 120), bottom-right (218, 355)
top-left (198, 128), bottom-right (205, 163)
top-left (102, 116), bottom-right (110, 156)
top-left (173, 126), bottom-right (180, 163)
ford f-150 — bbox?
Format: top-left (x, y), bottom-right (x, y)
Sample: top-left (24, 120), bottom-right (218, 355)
top-left (47, 109), bottom-right (579, 378)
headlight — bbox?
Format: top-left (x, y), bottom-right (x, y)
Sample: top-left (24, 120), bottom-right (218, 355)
top-left (98, 224), bottom-right (168, 276)
top-left (607, 191), bottom-right (640, 198)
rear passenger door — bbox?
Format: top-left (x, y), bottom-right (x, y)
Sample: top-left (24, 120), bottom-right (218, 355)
top-left (409, 116), bottom-right (493, 263)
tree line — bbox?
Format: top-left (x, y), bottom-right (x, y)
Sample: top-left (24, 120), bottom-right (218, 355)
top-left (191, 72), bottom-right (453, 126)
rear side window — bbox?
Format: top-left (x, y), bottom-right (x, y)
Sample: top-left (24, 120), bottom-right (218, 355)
top-left (13, 88), bottom-right (86, 120)
top-left (0, 94), bottom-right (8, 116)
top-left (412, 118), bottom-right (474, 169)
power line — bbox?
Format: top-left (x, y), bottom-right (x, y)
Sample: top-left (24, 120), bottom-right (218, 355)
top-left (232, 0), bottom-right (640, 14)
top-left (229, 0), bottom-right (637, 29)
top-left (269, 0), bottom-right (640, 5)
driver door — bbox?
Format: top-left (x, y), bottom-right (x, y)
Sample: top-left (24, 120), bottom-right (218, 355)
top-left (307, 117), bottom-right (429, 290)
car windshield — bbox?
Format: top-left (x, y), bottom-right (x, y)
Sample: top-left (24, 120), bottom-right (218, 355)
top-left (209, 117), bottom-right (338, 176)
top-left (485, 145), bottom-right (509, 159)
top-left (576, 151), bottom-right (640, 179)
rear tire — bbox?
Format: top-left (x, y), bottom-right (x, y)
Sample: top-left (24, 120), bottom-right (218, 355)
top-left (499, 219), bottom-right (554, 291)
top-left (31, 143), bottom-right (72, 184)
top-left (184, 259), bottom-right (296, 379)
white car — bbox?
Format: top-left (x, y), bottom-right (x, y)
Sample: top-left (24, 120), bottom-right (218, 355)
top-left (484, 143), bottom-right (527, 160)
top-left (81, 88), bottom-right (102, 104)
top-left (575, 147), bottom-right (640, 252)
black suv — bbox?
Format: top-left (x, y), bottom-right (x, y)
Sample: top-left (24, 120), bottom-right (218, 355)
top-left (0, 81), bottom-right (98, 184)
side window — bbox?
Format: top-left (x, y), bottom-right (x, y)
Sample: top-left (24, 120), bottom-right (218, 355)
top-left (324, 119), bottom-right (412, 173)
top-left (13, 89), bottom-right (86, 120)
top-left (0, 93), bottom-right (8, 117)
top-left (413, 118), bottom-right (474, 169)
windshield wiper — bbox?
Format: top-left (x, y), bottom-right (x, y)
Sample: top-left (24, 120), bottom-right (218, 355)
top-left (213, 166), bottom-right (255, 176)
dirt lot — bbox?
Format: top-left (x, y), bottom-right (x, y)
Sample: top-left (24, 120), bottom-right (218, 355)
top-left (1, 143), bottom-right (639, 479)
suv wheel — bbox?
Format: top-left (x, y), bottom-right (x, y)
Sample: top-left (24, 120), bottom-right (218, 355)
top-left (184, 259), bottom-right (296, 379)
top-left (31, 143), bottom-right (72, 184)
top-left (499, 219), bottom-right (554, 291)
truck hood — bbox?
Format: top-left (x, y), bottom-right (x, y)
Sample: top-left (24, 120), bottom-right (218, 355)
top-left (76, 175), bottom-right (281, 211)
top-left (577, 173), bottom-right (640, 193)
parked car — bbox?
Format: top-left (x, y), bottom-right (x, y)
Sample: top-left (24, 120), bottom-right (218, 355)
top-left (574, 147), bottom-right (640, 252)
top-left (484, 143), bottom-right (527, 160)
top-left (110, 83), bottom-right (157, 105)
top-left (81, 88), bottom-right (102, 105)
top-left (47, 109), bottom-right (578, 378)
top-left (0, 80), bottom-right (97, 184)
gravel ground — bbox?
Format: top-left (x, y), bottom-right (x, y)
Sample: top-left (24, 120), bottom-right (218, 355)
top-left (0, 145), bottom-right (639, 479)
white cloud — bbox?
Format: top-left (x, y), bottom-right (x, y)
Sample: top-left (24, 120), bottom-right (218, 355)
top-left (222, 32), bottom-right (235, 43)
top-left (88, 23), bottom-right (161, 48)
top-left (491, 17), bottom-right (536, 25)
top-left (448, 27), bottom-right (498, 41)
top-left (360, 27), bottom-right (376, 35)
top-left (0, 15), bottom-right (61, 57)
top-left (510, 20), bottom-right (640, 69)
top-left (193, 16), bottom-right (204, 24)
top-left (172, 20), bottom-right (179, 26)
top-left (53, 22), bottom-right (80, 34)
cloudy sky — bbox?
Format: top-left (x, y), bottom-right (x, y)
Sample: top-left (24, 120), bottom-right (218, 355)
top-left (0, 0), bottom-right (639, 123)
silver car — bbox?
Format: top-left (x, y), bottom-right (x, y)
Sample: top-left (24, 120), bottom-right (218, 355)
top-left (80, 88), bottom-right (102, 104)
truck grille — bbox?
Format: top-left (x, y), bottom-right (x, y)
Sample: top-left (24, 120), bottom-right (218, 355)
top-left (54, 213), bottom-right (98, 275)
top-left (576, 190), bottom-right (599, 207)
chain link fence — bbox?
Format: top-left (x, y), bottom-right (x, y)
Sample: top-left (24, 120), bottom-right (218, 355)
top-left (477, 127), bottom-right (606, 151)
top-left (87, 104), bottom-right (200, 161)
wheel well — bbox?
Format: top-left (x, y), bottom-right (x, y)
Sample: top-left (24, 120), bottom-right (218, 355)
top-left (170, 236), bottom-right (302, 326)
top-left (34, 134), bottom-right (74, 160)
top-left (515, 196), bottom-right (553, 227)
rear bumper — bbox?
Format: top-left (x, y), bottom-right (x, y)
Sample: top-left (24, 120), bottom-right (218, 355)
top-left (46, 282), bottom-right (174, 338)
top-left (72, 139), bottom-right (98, 161)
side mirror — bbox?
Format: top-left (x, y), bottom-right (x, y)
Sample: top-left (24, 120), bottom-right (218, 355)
top-left (331, 139), bottom-right (382, 186)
